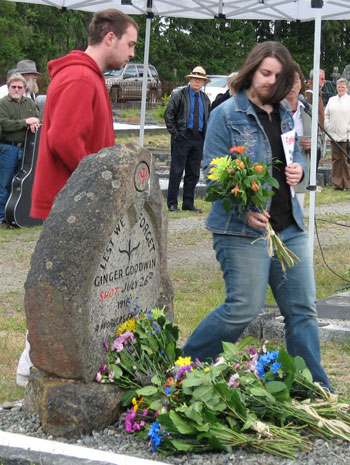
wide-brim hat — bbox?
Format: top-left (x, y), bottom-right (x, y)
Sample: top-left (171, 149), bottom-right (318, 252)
top-left (185, 66), bottom-right (210, 82)
top-left (15, 59), bottom-right (41, 76)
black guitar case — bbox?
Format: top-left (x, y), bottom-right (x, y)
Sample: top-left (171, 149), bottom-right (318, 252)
top-left (5, 127), bottom-right (43, 228)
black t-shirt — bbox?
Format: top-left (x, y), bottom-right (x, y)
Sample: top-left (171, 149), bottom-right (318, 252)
top-left (251, 102), bottom-right (294, 232)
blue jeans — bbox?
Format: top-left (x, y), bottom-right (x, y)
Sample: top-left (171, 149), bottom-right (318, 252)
top-left (0, 143), bottom-right (23, 221)
top-left (183, 224), bottom-right (331, 389)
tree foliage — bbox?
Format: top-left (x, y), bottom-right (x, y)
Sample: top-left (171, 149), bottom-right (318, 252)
top-left (1, 0), bottom-right (350, 90)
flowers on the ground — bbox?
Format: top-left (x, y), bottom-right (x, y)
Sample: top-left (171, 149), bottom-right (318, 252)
top-left (206, 146), bottom-right (300, 272)
top-left (116, 317), bottom-right (137, 336)
top-left (96, 306), bottom-right (350, 456)
top-left (148, 421), bottom-right (164, 451)
top-left (256, 351), bottom-right (282, 379)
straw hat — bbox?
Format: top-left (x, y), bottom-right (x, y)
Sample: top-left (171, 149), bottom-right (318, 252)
top-left (185, 66), bottom-right (210, 82)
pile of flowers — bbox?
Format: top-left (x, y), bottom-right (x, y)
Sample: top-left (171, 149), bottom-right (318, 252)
top-left (96, 303), bottom-right (350, 458)
top-left (205, 146), bottom-right (299, 272)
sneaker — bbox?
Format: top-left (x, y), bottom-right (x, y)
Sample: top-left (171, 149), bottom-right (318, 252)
top-left (16, 373), bottom-right (30, 387)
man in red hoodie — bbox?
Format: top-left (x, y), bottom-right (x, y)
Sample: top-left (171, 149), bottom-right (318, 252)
top-left (30, 8), bottom-right (138, 220)
top-left (17, 9), bottom-right (138, 388)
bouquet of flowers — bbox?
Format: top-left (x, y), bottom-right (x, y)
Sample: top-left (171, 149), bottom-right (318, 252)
top-left (96, 303), bottom-right (350, 458)
top-left (205, 146), bottom-right (299, 272)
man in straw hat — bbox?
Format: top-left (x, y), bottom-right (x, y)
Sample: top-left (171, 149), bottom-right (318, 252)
top-left (165, 66), bottom-right (211, 212)
top-left (15, 59), bottom-right (41, 100)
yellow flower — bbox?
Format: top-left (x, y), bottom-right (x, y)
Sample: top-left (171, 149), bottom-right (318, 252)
top-left (210, 157), bottom-right (223, 166)
top-left (207, 172), bottom-right (219, 181)
top-left (116, 317), bottom-right (137, 336)
top-left (204, 367), bottom-right (210, 372)
top-left (175, 356), bottom-right (192, 367)
top-left (132, 396), bottom-right (144, 412)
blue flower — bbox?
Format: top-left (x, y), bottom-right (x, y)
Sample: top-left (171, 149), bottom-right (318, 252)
top-left (164, 387), bottom-right (176, 395)
top-left (271, 361), bottom-right (282, 375)
top-left (256, 351), bottom-right (280, 379)
top-left (148, 421), bottom-right (163, 451)
top-left (147, 310), bottom-right (154, 320)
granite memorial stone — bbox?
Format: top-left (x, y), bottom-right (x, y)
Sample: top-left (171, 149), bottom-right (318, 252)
top-left (25, 143), bottom-right (173, 383)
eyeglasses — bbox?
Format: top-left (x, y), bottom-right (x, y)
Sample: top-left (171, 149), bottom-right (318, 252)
top-left (10, 85), bottom-right (24, 90)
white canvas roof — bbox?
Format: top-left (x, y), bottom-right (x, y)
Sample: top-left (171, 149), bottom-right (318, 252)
top-left (6, 0), bottom-right (350, 21)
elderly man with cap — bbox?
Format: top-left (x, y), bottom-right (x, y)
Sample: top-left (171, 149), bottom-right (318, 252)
top-left (15, 59), bottom-right (40, 100)
top-left (0, 72), bottom-right (40, 228)
top-left (165, 66), bottom-right (211, 212)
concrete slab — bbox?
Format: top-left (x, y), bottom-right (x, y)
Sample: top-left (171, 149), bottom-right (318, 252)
top-left (0, 431), bottom-right (168, 465)
top-left (317, 292), bottom-right (350, 320)
top-left (114, 122), bottom-right (167, 136)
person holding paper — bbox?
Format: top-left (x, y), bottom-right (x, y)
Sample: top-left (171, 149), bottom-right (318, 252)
top-left (183, 41), bottom-right (332, 391)
top-left (285, 62), bottom-right (312, 209)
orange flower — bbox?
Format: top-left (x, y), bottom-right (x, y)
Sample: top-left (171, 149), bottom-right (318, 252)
top-left (231, 184), bottom-right (240, 196)
top-left (228, 168), bottom-right (236, 175)
top-left (229, 146), bottom-right (246, 154)
top-left (251, 180), bottom-right (260, 191)
top-left (254, 164), bottom-right (264, 173)
top-left (234, 159), bottom-right (245, 169)
top-left (164, 377), bottom-right (175, 387)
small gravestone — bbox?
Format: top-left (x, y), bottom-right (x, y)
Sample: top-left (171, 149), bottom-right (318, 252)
top-left (24, 143), bottom-right (173, 436)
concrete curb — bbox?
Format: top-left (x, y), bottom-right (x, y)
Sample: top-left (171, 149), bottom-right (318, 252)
top-left (0, 431), bottom-right (169, 465)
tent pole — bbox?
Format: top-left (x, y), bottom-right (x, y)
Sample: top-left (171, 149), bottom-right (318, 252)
top-left (308, 6), bottom-right (322, 259)
top-left (139, 14), bottom-right (152, 147)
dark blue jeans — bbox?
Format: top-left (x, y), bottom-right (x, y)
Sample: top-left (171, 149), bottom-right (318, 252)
top-left (167, 130), bottom-right (203, 209)
top-left (0, 143), bottom-right (23, 221)
top-left (183, 224), bottom-right (331, 389)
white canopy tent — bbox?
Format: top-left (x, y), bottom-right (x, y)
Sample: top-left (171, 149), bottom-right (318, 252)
top-left (7, 0), bottom-right (350, 254)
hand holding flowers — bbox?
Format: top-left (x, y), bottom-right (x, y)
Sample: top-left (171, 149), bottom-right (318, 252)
top-left (206, 146), bottom-right (300, 272)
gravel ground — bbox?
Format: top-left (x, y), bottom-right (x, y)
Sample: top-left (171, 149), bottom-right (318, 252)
top-left (2, 203), bottom-right (350, 464)
top-left (1, 401), bottom-right (349, 465)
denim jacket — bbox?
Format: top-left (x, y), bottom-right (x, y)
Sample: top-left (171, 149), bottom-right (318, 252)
top-left (204, 90), bottom-right (306, 238)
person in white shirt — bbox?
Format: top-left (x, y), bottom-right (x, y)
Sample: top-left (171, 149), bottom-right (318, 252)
top-left (325, 77), bottom-right (350, 190)
top-left (285, 62), bottom-right (312, 209)
top-left (0, 69), bottom-right (17, 99)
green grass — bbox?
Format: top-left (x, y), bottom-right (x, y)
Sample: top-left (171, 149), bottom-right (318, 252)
top-left (304, 186), bottom-right (350, 208)
top-left (115, 133), bottom-right (170, 147)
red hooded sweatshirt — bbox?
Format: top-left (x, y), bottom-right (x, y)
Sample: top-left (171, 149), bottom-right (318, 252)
top-left (31, 51), bottom-right (115, 219)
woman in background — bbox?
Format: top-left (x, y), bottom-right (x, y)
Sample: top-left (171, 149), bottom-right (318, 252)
top-left (285, 62), bottom-right (311, 209)
top-left (324, 77), bottom-right (350, 191)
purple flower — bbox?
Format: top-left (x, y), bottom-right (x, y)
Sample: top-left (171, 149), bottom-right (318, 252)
top-left (96, 372), bottom-right (105, 383)
top-left (176, 365), bottom-right (192, 379)
top-left (99, 364), bottom-right (108, 374)
top-left (227, 373), bottom-right (240, 388)
top-left (111, 331), bottom-right (136, 352)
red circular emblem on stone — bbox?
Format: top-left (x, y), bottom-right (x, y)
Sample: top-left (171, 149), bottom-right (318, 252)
top-left (134, 161), bottom-right (150, 192)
